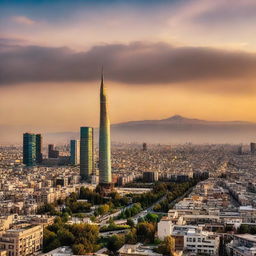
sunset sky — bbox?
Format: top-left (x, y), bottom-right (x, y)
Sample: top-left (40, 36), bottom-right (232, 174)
top-left (1, 0), bottom-right (256, 142)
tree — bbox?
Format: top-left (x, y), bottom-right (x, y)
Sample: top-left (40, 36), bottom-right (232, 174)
top-left (136, 222), bottom-right (156, 243)
top-left (156, 236), bottom-right (174, 256)
top-left (153, 203), bottom-right (162, 212)
top-left (44, 238), bottom-right (61, 253)
top-left (125, 228), bottom-right (137, 244)
top-left (54, 216), bottom-right (63, 225)
top-left (90, 215), bottom-right (96, 222)
top-left (43, 229), bottom-right (57, 251)
top-left (72, 244), bottom-right (86, 255)
top-left (37, 203), bottom-right (57, 215)
top-left (98, 204), bottom-right (110, 215)
top-left (127, 218), bottom-right (135, 227)
top-left (238, 224), bottom-right (250, 234)
top-left (57, 229), bottom-right (75, 246)
top-left (80, 186), bottom-right (105, 205)
top-left (61, 212), bottom-right (70, 223)
top-left (144, 213), bottom-right (159, 223)
top-left (138, 217), bottom-right (145, 223)
top-left (107, 235), bottom-right (125, 252)
top-left (120, 203), bottom-right (142, 219)
top-left (70, 223), bottom-right (99, 244)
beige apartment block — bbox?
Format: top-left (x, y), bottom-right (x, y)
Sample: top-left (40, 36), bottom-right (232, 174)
top-left (0, 224), bottom-right (43, 256)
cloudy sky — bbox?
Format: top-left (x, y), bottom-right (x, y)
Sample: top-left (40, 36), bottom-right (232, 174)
top-left (1, 0), bottom-right (256, 142)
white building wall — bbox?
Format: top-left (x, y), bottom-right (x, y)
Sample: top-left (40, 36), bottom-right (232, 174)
top-left (157, 219), bottom-right (173, 240)
top-left (184, 233), bottom-right (219, 255)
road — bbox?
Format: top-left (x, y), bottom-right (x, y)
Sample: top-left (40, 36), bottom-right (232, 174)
top-left (131, 194), bottom-right (167, 224)
top-left (97, 203), bottom-right (135, 226)
top-left (98, 185), bottom-right (195, 226)
top-left (99, 228), bottom-right (129, 237)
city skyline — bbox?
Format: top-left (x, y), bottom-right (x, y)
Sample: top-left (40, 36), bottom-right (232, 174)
top-left (1, 2), bottom-right (256, 256)
top-left (2, 0), bottom-right (256, 144)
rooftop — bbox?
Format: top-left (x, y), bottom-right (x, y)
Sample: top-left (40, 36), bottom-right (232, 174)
top-left (118, 243), bottom-right (162, 256)
top-left (235, 234), bottom-right (256, 243)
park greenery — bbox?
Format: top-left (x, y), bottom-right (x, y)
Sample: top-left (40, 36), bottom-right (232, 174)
top-left (38, 178), bottom-right (202, 218)
top-left (41, 178), bottom-right (206, 253)
top-left (105, 221), bottom-right (157, 253)
top-left (119, 179), bottom-right (200, 218)
top-left (100, 222), bottom-right (130, 232)
top-left (154, 236), bottom-right (174, 256)
top-left (119, 202), bottom-right (142, 219)
top-left (37, 187), bottom-right (132, 217)
top-left (43, 212), bottom-right (159, 254)
top-left (37, 192), bottom-right (92, 216)
top-left (237, 224), bottom-right (256, 234)
top-left (153, 179), bottom-right (199, 212)
top-left (43, 217), bottom-right (99, 254)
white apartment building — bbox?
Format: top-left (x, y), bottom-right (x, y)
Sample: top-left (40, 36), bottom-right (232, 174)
top-left (157, 217), bottom-right (220, 255)
top-left (184, 228), bottom-right (219, 255)
top-left (227, 234), bottom-right (256, 256)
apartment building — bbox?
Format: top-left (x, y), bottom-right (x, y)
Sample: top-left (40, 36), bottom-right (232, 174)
top-left (184, 228), bottom-right (219, 255)
top-left (157, 218), bottom-right (220, 255)
top-left (0, 224), bottom-right (43, 256)
top-left (227, 234), bottom-right (256, 256)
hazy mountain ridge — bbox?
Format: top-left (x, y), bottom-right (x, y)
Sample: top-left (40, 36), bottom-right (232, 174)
top-left (113, 115), bottom-right (253, 126)
top-left (47, 115), bottom-right (256, 144)
top-left (1, 115), bottom-right (256, 144)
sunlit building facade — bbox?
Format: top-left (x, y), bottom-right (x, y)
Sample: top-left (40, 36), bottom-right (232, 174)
top-left (99, 72), bottom-right (112, 185)
top-left (80, 127), bottom-right (94, 180)
top-left (23, 133), bottom-right (37, 166)
top-left (70, 139), bottom-right (80, 165)
top-left (23, 133), bottom-right (43, 166)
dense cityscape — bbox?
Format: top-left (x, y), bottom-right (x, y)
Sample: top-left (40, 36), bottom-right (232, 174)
top-left (2, 1), bottom-right (256, 256)
top-left (0, 73), bottom-right (256, 256)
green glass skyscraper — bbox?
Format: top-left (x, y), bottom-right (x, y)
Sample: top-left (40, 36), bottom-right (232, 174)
top-left (99, 72), bottom-right (112, 184)
top-left (70, 139), bottom-right (80, 165)
top-left (23, 133), bottom-right (43, 166)
top-left (80, 127), bottom-right (94, 180)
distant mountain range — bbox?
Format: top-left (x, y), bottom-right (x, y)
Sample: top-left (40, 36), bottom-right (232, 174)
top-left (43, 115), bottom-right (256, 144)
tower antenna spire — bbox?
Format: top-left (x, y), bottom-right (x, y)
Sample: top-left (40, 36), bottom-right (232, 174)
top-left (101, 65), bottom-right (104, 85)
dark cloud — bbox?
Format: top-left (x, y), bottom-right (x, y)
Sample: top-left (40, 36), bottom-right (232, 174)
top-left (194, 2), bottom-right (256, 26)
top-left (1, 41), bottom-right (256, 90)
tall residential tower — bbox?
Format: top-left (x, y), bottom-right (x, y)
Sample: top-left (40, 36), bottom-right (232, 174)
top-left (23, 133), bottom-right (42, 166)
top-left (80, 127), bottom-right (94, 180)
top-left (70, 139), bottom-right (80, 165)
top-left (36, 134), bottom-right (43, 163)
top-left (99, 72), bottom-right (112, 185)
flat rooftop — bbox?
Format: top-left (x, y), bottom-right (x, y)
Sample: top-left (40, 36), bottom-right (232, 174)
top-left (235, 234), bottom-right (256, 243)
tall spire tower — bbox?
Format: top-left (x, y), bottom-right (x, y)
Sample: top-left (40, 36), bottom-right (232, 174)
top-left (99, 69), bottom-right (112, 185)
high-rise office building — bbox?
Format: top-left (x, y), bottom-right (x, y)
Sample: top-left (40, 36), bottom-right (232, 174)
top-left (36, 134), bottom-right (43, 163)
top-left (48, 144), bottom-right (59, 158)
top-left (70, 140), bottom-right (80, 165)
top-left (99, 72), bottom-right (112, 185)
top-left (143, 171), bottom-right (159, 182)
top-left (23, 133), bottom-right (42, 166)
top-left (250, 142), bottom-right (256, 154)
top-left (80, 127), bottom-right (94, 180)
